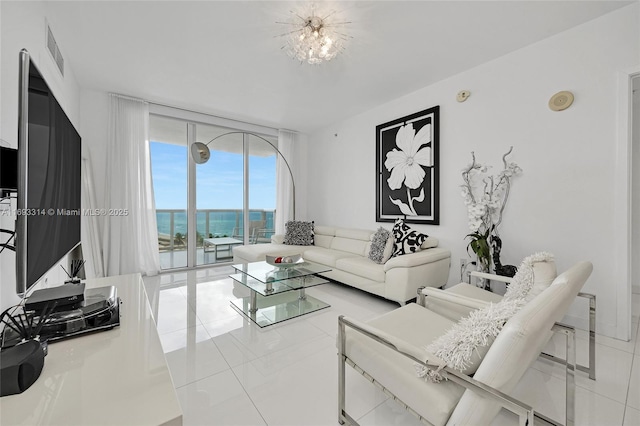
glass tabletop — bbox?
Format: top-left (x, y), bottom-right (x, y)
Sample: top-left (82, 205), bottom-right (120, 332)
top-left (232, 261), bottom-right (331, 285)
top-left (229, 260), bottom-right (333, 327)
top-left (229, 272), bottom-right (329, 297)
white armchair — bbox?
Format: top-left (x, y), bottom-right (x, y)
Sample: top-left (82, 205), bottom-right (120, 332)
top-left (422, 256), bottom-right (596, 381)
top-left (338, 261), bottom-right (593, 426)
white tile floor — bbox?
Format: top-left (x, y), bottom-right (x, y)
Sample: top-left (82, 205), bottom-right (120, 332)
top-left (143, 266), bottom-right (640, 426)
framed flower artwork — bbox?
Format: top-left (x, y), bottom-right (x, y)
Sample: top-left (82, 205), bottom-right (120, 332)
top-left (376, 106), bottom-right (439, 225)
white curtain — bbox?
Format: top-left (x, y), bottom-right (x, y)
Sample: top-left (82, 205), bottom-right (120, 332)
top-left (276, 130), bottom-right (296, 234)
top-left (103, 94), bottom-right (161, 276)
top-left (81, 154), bottom-right (104, 278)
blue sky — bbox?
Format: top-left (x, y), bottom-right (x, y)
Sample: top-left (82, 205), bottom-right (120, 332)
top-left (150, 141), bottom-right (276, 210)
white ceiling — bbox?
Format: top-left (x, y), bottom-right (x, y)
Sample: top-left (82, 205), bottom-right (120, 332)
top-left (43, 1), bottom-right (632, 133)
top-left (148, 114), bottom-right (278, 156)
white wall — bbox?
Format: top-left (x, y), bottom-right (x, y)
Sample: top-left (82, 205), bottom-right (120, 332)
top-left (306, 5), bottom-right (640, 339)
top-left (0, 1), bottom-right (82, 312)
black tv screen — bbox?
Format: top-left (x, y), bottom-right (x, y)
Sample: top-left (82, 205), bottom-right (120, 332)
top-left (16, 50), bottom-right (81, 295)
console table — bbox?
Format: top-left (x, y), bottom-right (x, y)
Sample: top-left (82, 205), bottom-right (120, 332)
top-left (0, 274), bottom-right (182, 425)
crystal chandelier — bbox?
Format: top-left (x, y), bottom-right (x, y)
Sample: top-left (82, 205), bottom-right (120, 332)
top-left (278, 5), bottom-right (351, 65)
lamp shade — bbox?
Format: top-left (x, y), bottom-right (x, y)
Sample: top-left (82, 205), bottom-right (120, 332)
top-left (191, 142), bottom-right (210, 164)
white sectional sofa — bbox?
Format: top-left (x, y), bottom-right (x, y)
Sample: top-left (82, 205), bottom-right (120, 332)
top-left (232, 225), bottom-right (451, 305)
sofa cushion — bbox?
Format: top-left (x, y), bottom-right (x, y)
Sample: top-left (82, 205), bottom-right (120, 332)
top-left (336, 256), bottom-right (386, 282)
top-left (314, 226), bottom-right (335, 248)
top-left (331, 238), bottom-right (368, 256)
top-left (314, 225), bottom-right (336, 237)
top-left (330, 229), bottom-right (372, 256)
top-left (391, 219), bottom-right (428, 257)
top-left (314, 235), bottom-right (332, 248)
top-left (526, 258), bottom-right (557, 302)
top-left (335, 228), bottom-right (373, 241)
top-left (503, 252), bottom-right (556, 303)
top-left (283, 220), bottom-right (314, 245)
top-left (233, 243), bottom-right (305, 262)
top-left (303, 247), bottom-right (358, 267)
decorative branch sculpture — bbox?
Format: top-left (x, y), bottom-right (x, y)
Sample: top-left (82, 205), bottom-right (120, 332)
top-left (461, 147), bottom-right (522, 280)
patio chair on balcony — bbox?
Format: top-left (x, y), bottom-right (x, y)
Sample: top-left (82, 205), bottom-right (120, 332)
top-left (232, 220), bottom-right (270, 244)
top-left (251, 227), bottom-right (274, 244)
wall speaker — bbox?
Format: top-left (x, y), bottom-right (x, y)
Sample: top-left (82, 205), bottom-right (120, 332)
top-left (548, 91), bottom-right (574, 111)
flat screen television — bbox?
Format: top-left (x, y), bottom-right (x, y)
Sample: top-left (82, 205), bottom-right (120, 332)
top-left (16, 49), bottom-right (82, 296)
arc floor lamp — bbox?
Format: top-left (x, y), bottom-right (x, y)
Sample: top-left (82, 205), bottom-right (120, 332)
top-left (190, 131), bottom-right (296, 221)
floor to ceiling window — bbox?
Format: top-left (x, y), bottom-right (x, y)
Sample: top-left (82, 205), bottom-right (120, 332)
top-left (149, 111), bottom-right (278, 270)
top-left (149, 115), bottom-right (189, 270)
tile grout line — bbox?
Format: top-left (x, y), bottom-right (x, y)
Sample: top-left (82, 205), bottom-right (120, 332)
top-left (226, 353), bottom-right (273, 426)
top-left (173, 366), bottom-right (233, 391)
top-left (355, 398), bottom-right (392, 424)
top-left (172, 295), bottom-right (268, 425)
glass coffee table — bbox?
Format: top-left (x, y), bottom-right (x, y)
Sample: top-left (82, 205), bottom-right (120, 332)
top-left (230, 260), bottom-right (332, 327)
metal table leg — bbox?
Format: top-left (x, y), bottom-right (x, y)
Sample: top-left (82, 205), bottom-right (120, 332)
top-left (249, 290), bottom-right (258, 314)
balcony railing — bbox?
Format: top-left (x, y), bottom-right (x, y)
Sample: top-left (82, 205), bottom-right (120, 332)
top-left (156, 208), bottom-right (275, 253)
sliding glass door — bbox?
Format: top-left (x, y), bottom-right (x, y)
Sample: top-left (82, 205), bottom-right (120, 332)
top-left (195, 127), bottom-right (244, 266)
top-left (150, 115), bottom-right (277, 270)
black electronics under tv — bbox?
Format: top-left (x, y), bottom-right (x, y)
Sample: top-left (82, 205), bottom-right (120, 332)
top-left (16, 49), bottom-right (82, 296)
top-left (0, 146), bottom-right (18, 197)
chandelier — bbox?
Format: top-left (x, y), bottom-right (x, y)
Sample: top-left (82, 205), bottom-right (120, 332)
top-left (278, 5), bottom-right (351, 65)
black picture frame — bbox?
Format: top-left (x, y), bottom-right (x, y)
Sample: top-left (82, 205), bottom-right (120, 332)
top-left (376, 106), bottom-right (439, 225)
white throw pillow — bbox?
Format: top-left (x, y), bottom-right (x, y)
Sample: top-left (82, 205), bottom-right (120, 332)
top-left (524, 259), bottom-right (557, 302)
top-left (503, 252), bottom-right (556, 303)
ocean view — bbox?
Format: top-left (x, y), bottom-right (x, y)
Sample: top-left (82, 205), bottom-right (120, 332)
top-left (156, 209), bottom-right (275, 238)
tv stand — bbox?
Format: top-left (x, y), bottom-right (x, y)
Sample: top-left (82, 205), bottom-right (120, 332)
top-left (2, 286), bottom-right (120, 347)
top-left (0, 274), bottom-right (182, 425)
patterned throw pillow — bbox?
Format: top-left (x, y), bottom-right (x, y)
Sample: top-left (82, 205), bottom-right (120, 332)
top-left (368, 227), bottom-right (391, 264)
top-left (283, 220), bottom-right (315, 245)
top-left (391, 219), bottom-right (428, 257)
